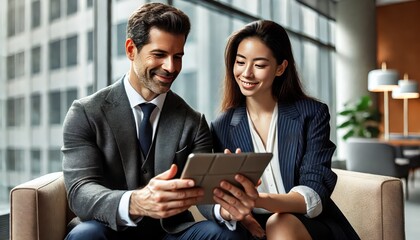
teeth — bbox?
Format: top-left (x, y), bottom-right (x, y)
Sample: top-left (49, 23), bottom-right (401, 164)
top-left (242, 81), bottom-right (256, 86)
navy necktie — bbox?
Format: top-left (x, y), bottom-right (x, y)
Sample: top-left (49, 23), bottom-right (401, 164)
top-left (139, 103), bottom-right (156, 157)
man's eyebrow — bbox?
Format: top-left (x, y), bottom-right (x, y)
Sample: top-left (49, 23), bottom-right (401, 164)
top-left (150, 49), bottom-right (184, 56)
top-left (236, 53), bottom-right (269, 62)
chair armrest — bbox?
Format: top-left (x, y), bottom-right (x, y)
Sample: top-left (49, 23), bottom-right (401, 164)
top-left (332, 168), bottom-right (405, 240)
top-left (10, 172), bottom-right (68, 240)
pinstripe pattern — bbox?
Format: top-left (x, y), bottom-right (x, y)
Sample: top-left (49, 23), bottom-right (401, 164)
top-left (211, 98), bottom-right (360, 240)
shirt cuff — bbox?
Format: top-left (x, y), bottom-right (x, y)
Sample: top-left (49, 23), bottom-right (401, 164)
top-left (290, 185), bottom-right (323, 218)
top-left (117, 191), bottom-right (143, 226)
top-left (214, 204), bottom-right (237, 231)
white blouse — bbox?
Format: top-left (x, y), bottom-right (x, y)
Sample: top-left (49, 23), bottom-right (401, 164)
top-left (246, 103), bottom-right (322, 218)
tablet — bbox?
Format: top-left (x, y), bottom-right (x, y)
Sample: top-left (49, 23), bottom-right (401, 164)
top-left (180, 152), bottom-right (273, 204)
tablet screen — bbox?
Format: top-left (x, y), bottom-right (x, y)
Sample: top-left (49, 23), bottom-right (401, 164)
top-left (180, 152), bottom-right (273, 204)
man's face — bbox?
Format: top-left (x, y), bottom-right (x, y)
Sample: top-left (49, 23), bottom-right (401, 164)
top-left (126, 27), bottom-right (185, 101)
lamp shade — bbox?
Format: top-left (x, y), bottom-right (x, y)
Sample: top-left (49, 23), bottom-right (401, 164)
top-left (368, 69), bottom-right (399, 92)
top-left (392, 79), bottom-right (419, 99)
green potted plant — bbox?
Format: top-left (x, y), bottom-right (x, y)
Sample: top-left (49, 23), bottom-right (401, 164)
top-left (337, 95), bottom-right (381, 140)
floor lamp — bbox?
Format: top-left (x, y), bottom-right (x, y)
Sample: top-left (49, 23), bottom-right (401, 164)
top-left (368, 63), bottom-right (398, 140)
top-left (392, 73), bottom-right (419, 137)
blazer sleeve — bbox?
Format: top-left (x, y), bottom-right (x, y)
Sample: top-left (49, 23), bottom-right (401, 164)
top-left (298, 103), bottom-right (337, 204)
top-left (62, 100), bottom-right (125, 231)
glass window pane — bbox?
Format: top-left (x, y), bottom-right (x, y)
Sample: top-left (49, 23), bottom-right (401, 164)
top-left (301, 5), bottom-right (317, 40)
top-left (7, 54), bottom-right (15, 80)
top-left (319, 15), bottom-right (329, 44)
top-left (49, 39), bottom-right (61, 70)
top-left (31, 149), bottom-right (41, 176)
top-left (66, 88), bottom-right (78, 112)
top-left (31, 0), bottom-right (41, 28)
top-left (49, 91), bottom-right (61, 124)
top-left (67, 0), bottom-right (77, 15)
top-left (116, 22), bottom-right (127, 57)
top-left (7, 97), bottom-right (24, 127)
top-left (48, 149), bottom-right (62, 172)
top-left (31, 45), bottom-right (41, 74)
top-left (66, 35), bottom-right (78, 66)
top-left (8, 0), bottom-right (16, 36)
top-left (50, 0), bottom-right (61, 22)
top-left (31, 94), bottom-right (41, 126)
top-left (87, 30), bottom-right (93, 61)
top-left (289, 0), bottom-right (301, 32)
top-left (15, 51), bottom-right (25, 78)
top-left (17, 0), bottom-right (25, 33)
top-left (6, 149), bottom-right (24, 172)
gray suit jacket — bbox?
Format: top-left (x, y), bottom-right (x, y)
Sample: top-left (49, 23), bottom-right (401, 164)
top-left (62, 77), bottom-right (212, 233)
top-left (209, 99), bottom-right (360, 240)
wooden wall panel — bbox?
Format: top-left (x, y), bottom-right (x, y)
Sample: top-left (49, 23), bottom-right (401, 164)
top-left (377, 1), bottom-right (420, 135)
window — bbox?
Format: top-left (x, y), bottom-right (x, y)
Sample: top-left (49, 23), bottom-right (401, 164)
top-left (87, 0), bottom-right (93, 8)
top-left (7, 51), bottom-right (25, 80)
top-left (7, 0), bottom-right (25, 36)
top-left (15, 51), bottom-right (25, 78)
top-left (31, 149), bottom-right (41, 176)
top-left (49, 39), bottom-right (61, 70)
top-left (48, 149), bottom-right (62, 172)
top-left (7, 97), bottom-right (25, 127)
top-left (50, 0), bottom-right (61, 22)
top-left (66, 89), bottom-right (78, 112)
top-left (31, 45), bottom-right (41, 74)
top-left (49, 91), bottom-right (61, 124)
top-left (67, 0), bottom-right (77, 15)
top-left (7, 0), bottom-right (16, 36)
top-left (31, 94), bottom-right (41, 126)
top-left (6, 149), bottom-right (24, 172)
top-left (7, 55), bottom-right (15, 80)
top-left (172, 72), bottom-right (198, 109)
top-left (31, 0), bottom-right (41, 28)
top-left (66, 35), bottom-right (78, 66)
top-left (87, 85), bottom-right (93, 95)
top-left (116, 22), bottom-right (127, 56)
top-left (87, 30), bottom-right (93, 61)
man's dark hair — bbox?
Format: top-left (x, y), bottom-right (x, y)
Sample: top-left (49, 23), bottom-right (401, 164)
top-left (126, 2), bottom-right (191, 51)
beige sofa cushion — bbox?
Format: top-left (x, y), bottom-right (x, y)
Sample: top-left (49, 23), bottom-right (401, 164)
top-left (10, 172), bottom-right (69, 240)
top-left (331, 169), bottom-right (404, 240)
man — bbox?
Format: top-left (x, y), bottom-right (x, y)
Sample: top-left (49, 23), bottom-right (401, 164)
top-left (62, 3), bottom-right (253, 239)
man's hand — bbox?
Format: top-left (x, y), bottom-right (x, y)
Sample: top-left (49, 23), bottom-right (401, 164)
top-left (129, 164), bottom-right (204, 219)
top-left (213, 148), bottom-right (259, 221)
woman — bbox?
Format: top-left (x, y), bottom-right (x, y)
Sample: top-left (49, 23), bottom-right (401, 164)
top-left (211, 20), bottom-right (359, 240)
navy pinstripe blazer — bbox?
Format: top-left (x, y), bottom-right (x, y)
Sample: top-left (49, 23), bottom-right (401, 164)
top-left (210, 98), bottom-right (360, 240)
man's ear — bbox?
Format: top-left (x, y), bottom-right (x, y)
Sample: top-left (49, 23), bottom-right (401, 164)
top-left (125, 38), bottom-right (136, 60)
top-left (275, 60), bottom-right (288, 76)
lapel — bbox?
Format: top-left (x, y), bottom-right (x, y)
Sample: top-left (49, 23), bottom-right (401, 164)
top-left (101, 78), bottom-right (141, 190)
top-left (277, 102), bottom-right (301, 191)
top-left (229, 103), bottom-right (301, 191)
top-left (229, 106), bottom-right (254, 152)
top-left (154, 91), bottom-right (186, 175)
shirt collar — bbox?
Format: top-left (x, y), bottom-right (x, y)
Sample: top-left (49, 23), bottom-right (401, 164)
top-left (123, 73), bottom-right (166, 110)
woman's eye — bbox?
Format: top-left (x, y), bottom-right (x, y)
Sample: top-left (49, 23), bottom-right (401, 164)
top-left (255, 64), bottom-right (266, 69)
top-left (235, 60), bottom-right (244, 65)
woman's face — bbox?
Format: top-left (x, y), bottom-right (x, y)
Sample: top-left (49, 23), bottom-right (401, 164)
top-left (233, 37), bottom-right (286, 99)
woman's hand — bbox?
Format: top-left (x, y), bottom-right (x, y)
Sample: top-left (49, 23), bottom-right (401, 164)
top-left (213, 148), bottom-right (259, 221)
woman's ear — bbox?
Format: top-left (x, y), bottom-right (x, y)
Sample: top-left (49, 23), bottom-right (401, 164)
top-left (275, 60), bottom-right (288, 76)
top-left (125, 38), bottom-right (136, 60)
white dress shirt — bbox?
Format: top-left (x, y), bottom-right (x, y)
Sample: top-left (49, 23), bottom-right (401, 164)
top-left (116, 74), bottom-right (167, 227)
